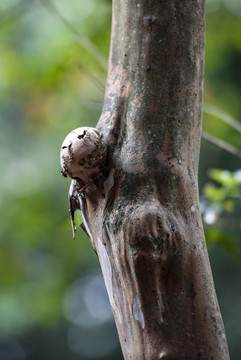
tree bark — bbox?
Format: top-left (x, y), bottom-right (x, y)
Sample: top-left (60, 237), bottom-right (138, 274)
top-left (80, 1), bottom-right (230, 359)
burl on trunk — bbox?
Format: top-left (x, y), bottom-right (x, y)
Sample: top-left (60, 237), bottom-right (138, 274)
top-left (60, 1), bottom-right (230, 359)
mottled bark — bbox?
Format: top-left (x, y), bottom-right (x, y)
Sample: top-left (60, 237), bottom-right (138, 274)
top-left (80, 1), bottom-right (230, 359)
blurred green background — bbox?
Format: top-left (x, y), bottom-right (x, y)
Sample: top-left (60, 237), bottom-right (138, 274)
top-left (0, 0), bottom-right (240, 359)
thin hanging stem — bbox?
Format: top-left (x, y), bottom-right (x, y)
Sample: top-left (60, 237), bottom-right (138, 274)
top-left (40, 0), bottom-right (108, 72)
top-left (202, 131), bottom-right (241, 160)
top-left (77, 64), bottom-right (105, 92)
top-left (203, 103), bottom-right (241, 134)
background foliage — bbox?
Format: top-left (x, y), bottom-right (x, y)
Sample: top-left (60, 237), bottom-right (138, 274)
top-left (0, 0), bottom-right (240, 359)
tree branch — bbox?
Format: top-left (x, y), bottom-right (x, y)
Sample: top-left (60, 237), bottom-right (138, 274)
top-left (61, 1), bottom-right (230, 359)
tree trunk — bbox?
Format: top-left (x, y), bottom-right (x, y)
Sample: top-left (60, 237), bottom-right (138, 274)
top-left (80, 1), bottom-right (230, 359)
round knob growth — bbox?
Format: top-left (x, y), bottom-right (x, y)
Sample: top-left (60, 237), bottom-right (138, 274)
top-left (60, 127), bottom-right (107, 182)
